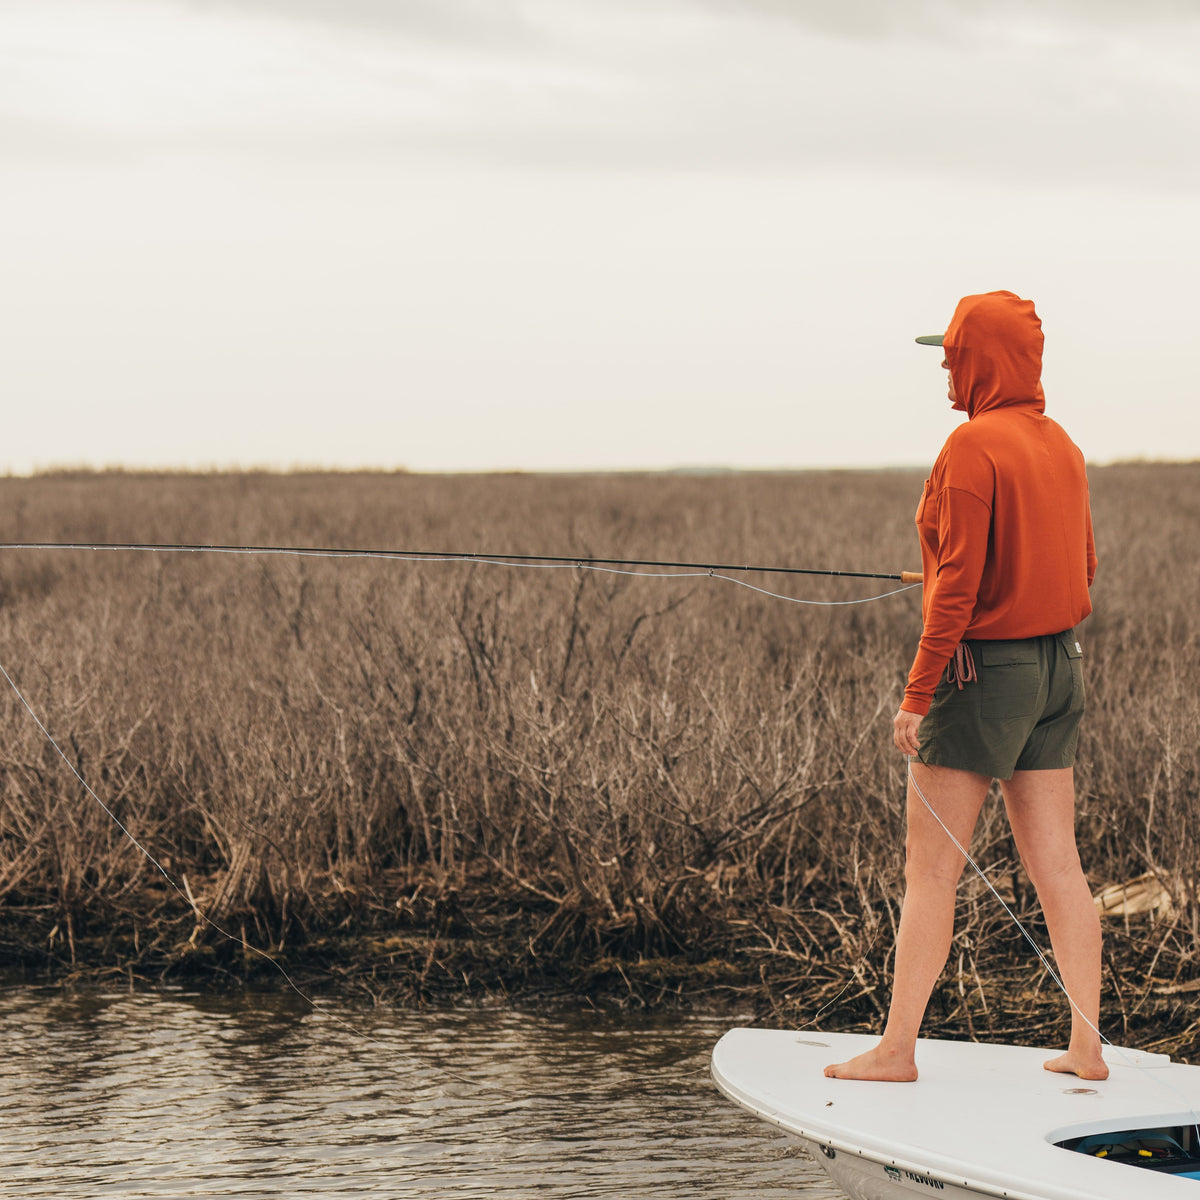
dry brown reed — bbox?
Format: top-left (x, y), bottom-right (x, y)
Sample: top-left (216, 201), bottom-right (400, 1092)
top-left (0, 466), bottom-right (1197, 1053)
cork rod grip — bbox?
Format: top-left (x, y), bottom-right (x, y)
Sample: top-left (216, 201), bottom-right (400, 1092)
top-left (900, 571), bottom-right (923, 585)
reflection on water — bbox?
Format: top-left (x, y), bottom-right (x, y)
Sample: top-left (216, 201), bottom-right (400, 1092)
top-left (0, 984), bottom-right (841, 1199)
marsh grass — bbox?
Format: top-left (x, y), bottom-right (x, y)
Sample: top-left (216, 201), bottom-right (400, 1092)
top-left (0, 466), bottom-right (1197, 1052)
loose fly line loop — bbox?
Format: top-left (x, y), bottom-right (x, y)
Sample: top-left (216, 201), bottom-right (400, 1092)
top-left (0, 538), bottom-right (919, 1088)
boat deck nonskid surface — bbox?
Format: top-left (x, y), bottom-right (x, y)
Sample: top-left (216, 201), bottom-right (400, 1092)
top-left (711, 1028), bottom-right (1200, 1199)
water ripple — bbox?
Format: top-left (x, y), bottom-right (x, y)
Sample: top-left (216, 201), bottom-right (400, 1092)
top-left (0, 985), bottom-right (841, 1199)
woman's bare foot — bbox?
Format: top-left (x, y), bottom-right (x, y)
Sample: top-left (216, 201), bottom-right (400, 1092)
top-left (1044, 1049), bottom-right (1109, 1081)
top-left (824, 1044), bottom-right (918, 1082)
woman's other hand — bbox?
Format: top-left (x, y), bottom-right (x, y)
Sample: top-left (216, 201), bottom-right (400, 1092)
top-left (894, 708), bottom-right (924, 756)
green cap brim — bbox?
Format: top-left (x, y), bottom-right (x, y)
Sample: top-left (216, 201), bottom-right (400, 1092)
top-left (915, 334), bottom-right (944, 346)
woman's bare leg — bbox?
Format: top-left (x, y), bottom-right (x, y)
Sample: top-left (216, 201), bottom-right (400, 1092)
top-left (825, 763), bottom-right (991, 1081)
top-left (1000, 768), bottom-right (1108, 1080)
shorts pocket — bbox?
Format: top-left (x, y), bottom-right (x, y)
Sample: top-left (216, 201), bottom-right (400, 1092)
top-left (978, 643), bottom-right (1041, 720)
top-left (1061, 633), bottom-right (1085, 714)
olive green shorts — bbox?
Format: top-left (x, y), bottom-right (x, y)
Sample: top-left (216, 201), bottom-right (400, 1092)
top-left (916, 629), bottom-right (1085, 780)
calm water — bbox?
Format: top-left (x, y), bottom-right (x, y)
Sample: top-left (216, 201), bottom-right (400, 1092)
top-left (0, 984), bottom-right (842, 1199)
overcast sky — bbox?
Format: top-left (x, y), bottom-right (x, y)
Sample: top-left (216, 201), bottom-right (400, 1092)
top-left (2, 0), bottom-right (1197, 473)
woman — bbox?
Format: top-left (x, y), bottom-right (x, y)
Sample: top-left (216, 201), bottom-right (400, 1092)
top-left (826, 291), bottom-right (1106, 1083)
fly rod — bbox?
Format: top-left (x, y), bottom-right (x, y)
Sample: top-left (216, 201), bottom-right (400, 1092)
top-left (0, 542), bottom-right (924, 584)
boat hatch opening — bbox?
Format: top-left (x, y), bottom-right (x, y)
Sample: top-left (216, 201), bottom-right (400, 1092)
top-left (1057, 1126), bottom-right (1200, 1178)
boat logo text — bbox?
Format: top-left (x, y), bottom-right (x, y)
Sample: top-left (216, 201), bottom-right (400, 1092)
top-left (883, 1165), bottom-right (945, 1190)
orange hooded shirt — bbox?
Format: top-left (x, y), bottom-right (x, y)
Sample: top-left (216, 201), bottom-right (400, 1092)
top-left (902, 291), bottom-right (1097, 716)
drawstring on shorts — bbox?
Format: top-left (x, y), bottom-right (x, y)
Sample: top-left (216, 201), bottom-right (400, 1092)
top-left (946, 643), bottom-right (977, 690)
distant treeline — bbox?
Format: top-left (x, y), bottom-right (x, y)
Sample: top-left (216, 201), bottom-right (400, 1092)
top-left (0, 467), bottom-right (1196, 1054)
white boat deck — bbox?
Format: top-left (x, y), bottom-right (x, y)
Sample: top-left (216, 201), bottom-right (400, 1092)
top-left (711, 1028), bottom-right (1200, 1199)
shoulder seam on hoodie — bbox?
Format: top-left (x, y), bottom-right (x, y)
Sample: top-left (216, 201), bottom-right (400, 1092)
top-left (939, 483), bottom-right (993, 516)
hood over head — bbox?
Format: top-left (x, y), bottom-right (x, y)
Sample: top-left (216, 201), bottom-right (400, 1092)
top-left (943, 291), bottom-right (1045, 419)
